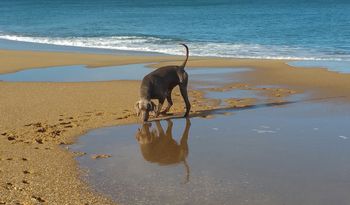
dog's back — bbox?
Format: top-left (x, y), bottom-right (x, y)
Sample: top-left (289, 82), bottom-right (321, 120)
top-left (140, 65), bottom-right (181, 100)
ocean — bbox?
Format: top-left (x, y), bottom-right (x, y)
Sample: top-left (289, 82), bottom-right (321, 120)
top-left (0, 0), bottom-right (350, 61)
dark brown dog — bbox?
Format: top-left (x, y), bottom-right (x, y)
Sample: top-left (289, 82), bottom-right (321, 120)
top-left (135, 44), bottom-right (191, 122)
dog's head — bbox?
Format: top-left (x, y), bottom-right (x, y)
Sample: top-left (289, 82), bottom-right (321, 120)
top-left (135, 99), bottom-right (157, 122)
top-left (135, 122), bottom-right (156, 145)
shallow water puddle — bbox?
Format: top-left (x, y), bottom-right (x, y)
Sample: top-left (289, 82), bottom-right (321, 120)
top-left (206, 89), bottom-right (261, 100)
top-left (0, 64), bottom-right (249, 82)
top-left (70, 100), bottom-right (350, 205)
top-left (288, 60), bottom-right (350, 74)
top-left (0, 64), bottom-right (150, 82)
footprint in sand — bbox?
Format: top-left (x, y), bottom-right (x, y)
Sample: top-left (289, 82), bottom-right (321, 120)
top-left (51, 130), bottom-right (61, 137)
top-left (31, 196), bottom-right (45, 203)
top-left (32, 122), bottom-right (43, 128)
top-left (7, 136), bottom-right (16, 141)
top-left (5, 182), bottom-right (14, 190)
top-left (23, 170), bottom-right (31, 174)
top-left (59, 122), bottom-right (71, 125)
top-left (116, 115), bottom-right (130, 120)
top-left (37, 127), bottom-right (46, 133)
top-left (95, 112), bottom-right (104, 116)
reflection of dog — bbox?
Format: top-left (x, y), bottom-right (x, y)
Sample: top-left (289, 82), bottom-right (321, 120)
top-left (135, 119), bottom-right (191, 183)
top-left (135, 44), bottom-right (191, 122)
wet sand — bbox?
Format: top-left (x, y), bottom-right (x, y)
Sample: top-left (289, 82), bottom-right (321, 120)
top-left (1, 49), bottom-right (350, 204)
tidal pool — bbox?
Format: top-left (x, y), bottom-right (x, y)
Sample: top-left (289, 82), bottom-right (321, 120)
top-left (69, 99), bottom-right (350, 205)
top-left (0, 64), bottom-right (249, 82)
top-left (0, 64), bottom-right (150, 82)
top-left (206, 89), bottom-right (261, 100)
top-left (288, 60), bottom-right (350, 74)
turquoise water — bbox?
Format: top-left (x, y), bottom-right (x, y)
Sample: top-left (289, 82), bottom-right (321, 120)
top-left (1, 0), bottom-right (350, 60)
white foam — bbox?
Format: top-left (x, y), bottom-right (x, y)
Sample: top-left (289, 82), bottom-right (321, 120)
top-left (1, 34), bottom-right (349, 61)
top-left (252, 129), bottom-right (277, 134)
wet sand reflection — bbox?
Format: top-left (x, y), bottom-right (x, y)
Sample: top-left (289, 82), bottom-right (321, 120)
top-left (135, 119), bottom-right (191, 183)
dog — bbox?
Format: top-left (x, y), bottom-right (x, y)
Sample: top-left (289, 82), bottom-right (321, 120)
top-left (135, 44), bottom-right (191, 122)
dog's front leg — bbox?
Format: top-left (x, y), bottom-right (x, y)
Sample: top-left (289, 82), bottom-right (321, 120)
top-left (156, 98), bottom-right (165, 117)
top-left (162, 92), bottom-right (173, 114)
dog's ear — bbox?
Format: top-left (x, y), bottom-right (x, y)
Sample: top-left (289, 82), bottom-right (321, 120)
top-left (135, 101), bottom-right (141, 116)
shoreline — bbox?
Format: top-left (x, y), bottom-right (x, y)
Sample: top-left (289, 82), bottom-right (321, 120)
top-left (1, 48), bottom-right (349, 101)
top-left (1, 48), bottom-right (350, 204)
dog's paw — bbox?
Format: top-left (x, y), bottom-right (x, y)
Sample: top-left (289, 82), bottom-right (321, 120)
top-left (183, 112), bottom-right (190, 118)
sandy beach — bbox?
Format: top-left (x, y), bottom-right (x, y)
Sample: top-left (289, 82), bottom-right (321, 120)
top-left (1, 49), bottom-right (350, 204)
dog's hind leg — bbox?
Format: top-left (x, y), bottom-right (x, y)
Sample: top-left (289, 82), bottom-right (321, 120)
top-left (180, 85), bottom-right (191, 117)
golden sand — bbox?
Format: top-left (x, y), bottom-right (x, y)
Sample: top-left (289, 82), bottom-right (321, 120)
top-left (0, 49), bottom-right (349, 204)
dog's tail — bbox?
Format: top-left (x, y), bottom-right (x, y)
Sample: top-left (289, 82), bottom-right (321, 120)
top-left (179, 43), bottom-right (189, 69)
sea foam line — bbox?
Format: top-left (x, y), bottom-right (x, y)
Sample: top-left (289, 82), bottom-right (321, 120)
top-left (0, 34), bottom-right (348, 61)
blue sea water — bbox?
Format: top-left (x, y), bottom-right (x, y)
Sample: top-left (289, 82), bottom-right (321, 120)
top-left (0, 0), bottom-right (350, 60)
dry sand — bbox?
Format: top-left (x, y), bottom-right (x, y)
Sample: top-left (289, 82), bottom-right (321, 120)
top-left (0, 49), bottom-right (349, 204)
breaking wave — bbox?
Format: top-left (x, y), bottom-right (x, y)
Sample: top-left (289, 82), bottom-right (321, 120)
top-left (1, 34), bottom-right (349, 61)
